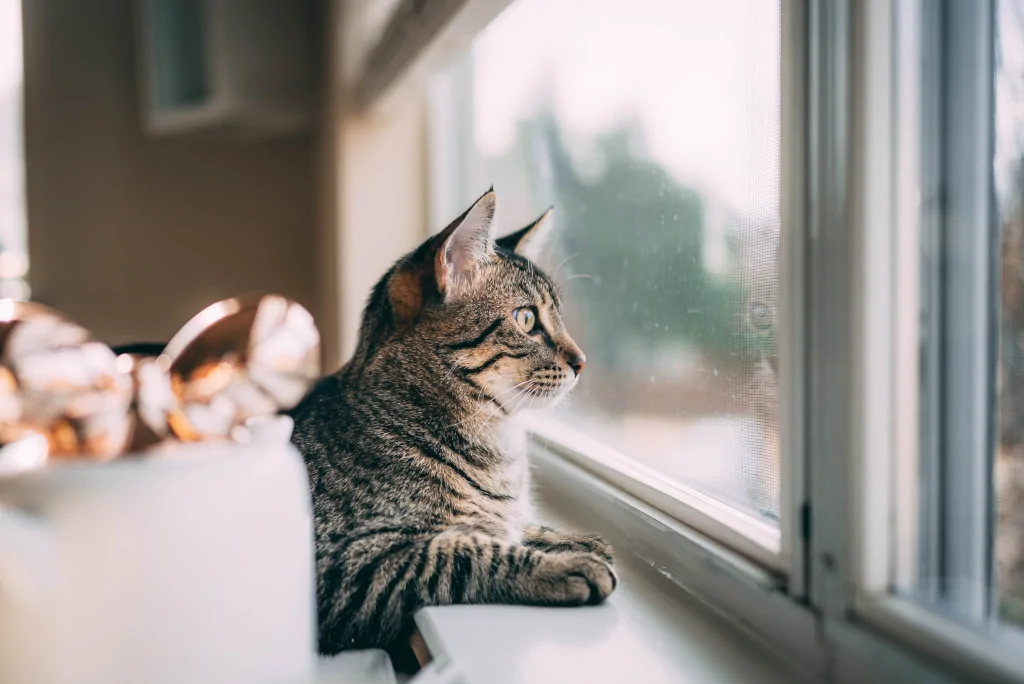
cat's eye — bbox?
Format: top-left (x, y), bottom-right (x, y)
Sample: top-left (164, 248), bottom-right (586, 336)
top-left (513, 307), bottom-right (537, 333)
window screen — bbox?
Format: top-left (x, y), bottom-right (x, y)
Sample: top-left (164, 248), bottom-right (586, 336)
top-left (429, 0), bottom-right (782, 523)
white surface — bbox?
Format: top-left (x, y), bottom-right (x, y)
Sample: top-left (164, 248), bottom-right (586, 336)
top-left (0, 416), bottom-right (316, 684)
top-left (316, 650), bottom-right (398, 684)
top-left (415, 551), bottom-right (807, 684)
top-left (411, 434), bottom-right (808, 684)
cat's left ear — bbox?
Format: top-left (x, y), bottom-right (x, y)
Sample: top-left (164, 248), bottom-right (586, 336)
top-left (434, 188), bottom-right (498, 298)
top-left (496, 207), bottom-right (554, 262)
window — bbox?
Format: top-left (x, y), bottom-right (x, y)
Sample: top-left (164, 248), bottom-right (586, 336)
top-left (348, 0), bottom-right (1024, 679)
top-left (0, 0), bottom-right (26, 299)
top-left (881, 0), bottom-right (1024, 638)
top-left (843, 1), bottom-right (1024, 675)
top-left (428, 0), bottom-right (785, 552)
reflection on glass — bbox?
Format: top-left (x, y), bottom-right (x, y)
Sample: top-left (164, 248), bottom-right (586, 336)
top-left (431, 0), bottom-right (781, 522)
top-left (995, 0), bottom-right (1024, 626)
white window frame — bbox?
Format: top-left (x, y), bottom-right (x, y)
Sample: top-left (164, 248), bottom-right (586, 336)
top-left (852, 1), bottom-right (1024, 681)
top-left (332, 0), bottom-right (1024, 681)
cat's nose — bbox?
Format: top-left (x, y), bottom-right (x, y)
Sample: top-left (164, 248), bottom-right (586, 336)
top-left (568, 353), bottom-right (586, 376)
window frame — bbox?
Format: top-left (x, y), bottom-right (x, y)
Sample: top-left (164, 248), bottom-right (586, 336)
top-left (847, 0), bottom-right (1024, 681)
top-left (527, 416), bottom-right (784, 570)
top-left (918, 0), bottom-right (1000, 621)
top-left (336, 0), bottom-right (1024, 681)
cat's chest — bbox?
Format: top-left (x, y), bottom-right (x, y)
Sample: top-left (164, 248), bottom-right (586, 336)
top-left (480, 422), bottom-right (534, 535)
top-left (499, 452), bottom-right (532, 511)
top-left (491, 420), bottom-right (530, 491)
top-left (497, 430), bottom-right (536, 532)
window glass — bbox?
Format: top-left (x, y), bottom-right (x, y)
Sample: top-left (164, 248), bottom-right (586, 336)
top-left (996, 0), bottom-right (1024, 627)
top-left (0, 0), bottom-right (27, 299)
top-left (429, 0), bottom-right (782, 523)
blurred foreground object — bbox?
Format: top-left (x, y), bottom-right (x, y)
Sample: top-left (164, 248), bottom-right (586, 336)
top-left (0, 300), bottom-right (132, 460)
top-left (0, 295), bottom-right (321, 469)
top-left (0, 416), bottom-right (316, 684)
top-left (161, 294), bottom-right (321, 441)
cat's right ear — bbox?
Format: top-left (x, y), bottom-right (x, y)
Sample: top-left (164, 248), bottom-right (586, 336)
top-left (387, 189), bottom-right (497, 327)
top-left (433, 189), bottom-right (498, 299)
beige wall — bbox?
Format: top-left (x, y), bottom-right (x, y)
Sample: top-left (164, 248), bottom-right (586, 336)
top-left (21, 0), bottom-right (326, 351)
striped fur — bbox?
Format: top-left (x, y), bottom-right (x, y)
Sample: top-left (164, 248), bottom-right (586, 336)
top-left (289, 191), bottom-right (615, 655)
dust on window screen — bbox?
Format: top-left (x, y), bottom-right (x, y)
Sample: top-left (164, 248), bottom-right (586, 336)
top-left (431, 0), bottom-right (782, 522)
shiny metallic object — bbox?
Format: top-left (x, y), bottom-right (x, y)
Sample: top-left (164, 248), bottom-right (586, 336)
top-left (159, 294), bottom-right (320, 441)
top-left (0, 299), bottom-right (133, 460)
top-left (118, 351), bottom-right (177, 452)
top-left (0, 295), bottom-right (320, 469)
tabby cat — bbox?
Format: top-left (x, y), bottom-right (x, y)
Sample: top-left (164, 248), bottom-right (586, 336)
top-left (289, 189), bottom-right (617, 656)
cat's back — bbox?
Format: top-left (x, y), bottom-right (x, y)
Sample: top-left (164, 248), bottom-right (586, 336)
top-left (289, 373), bottom-right (356, 463)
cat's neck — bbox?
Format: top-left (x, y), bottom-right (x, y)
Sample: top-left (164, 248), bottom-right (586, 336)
top-left (342, 356), bottom-right (524, 461)
top-left (442, 403), bottom-right (528, 464)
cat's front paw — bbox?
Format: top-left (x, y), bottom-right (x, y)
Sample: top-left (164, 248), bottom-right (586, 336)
top-left (571, 533), bottom-right (614, 564)
top-left (535, 553), bottom-right (618, 606)
top-left (523, 526), bottom-right (615, 564)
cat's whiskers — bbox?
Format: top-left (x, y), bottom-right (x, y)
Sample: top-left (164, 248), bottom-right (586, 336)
top-left (442, 378), bottom-right (534, 433)
top-left (503, 382), bottom-right (536, 413)
top-left (547, 380), bottom-right (578, 410)
top-left (440, 355), bottom-right (464, 384)
top-left (508, 378), bottom-right (555, 413)
top-left (552, 252), bottom-right (579, 281)
top-left (479, 378), bottom-right (536, 417)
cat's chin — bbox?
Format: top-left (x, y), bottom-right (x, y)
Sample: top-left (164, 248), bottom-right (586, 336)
top-left (505, 381), bottom-right (577, 414)
top-left (497, 393), bottom-right (553, 416)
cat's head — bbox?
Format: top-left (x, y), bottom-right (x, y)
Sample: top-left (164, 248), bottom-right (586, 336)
top-left (358, 189), bottom-right (585, 417)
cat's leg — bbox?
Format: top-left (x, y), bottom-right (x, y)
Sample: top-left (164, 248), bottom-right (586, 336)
top-left (318, 527), bottom-right (616, 653)
top-left (522, 525), bottom-right (614, 563)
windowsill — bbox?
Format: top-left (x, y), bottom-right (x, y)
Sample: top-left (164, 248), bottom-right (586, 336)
top-left (410, 424), bottom-right (975, 684)
top-left (413, 552), bottom-right (808, 684)
top-left (410, 432), bottom-right (812, 684)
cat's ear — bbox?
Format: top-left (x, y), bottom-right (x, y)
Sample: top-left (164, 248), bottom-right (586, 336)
top-left (496, 207), bottom-right (554, 262)
top-left (386, 189), bottom-right (496, 325)
top-left (434, 188), bottom-right (498, 298)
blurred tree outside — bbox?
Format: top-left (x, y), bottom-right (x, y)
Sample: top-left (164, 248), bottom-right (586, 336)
top-left (457, 90), bottom-right (781, 518)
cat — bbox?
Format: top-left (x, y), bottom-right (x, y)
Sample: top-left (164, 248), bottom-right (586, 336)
top-left (288, 189), bottom-right (616, 657)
